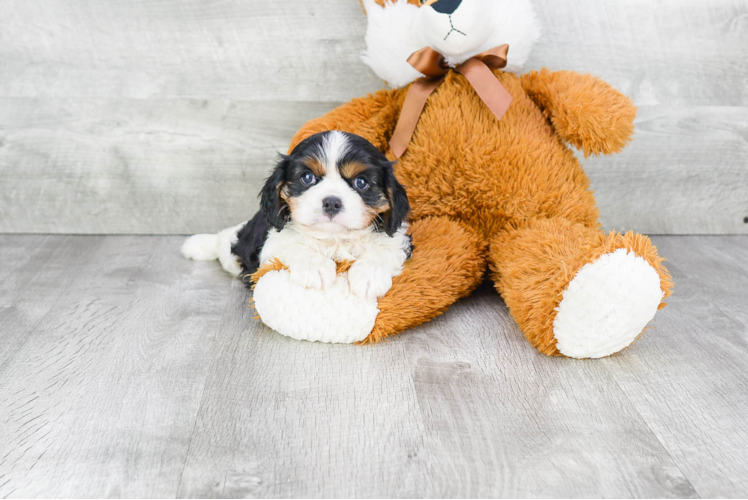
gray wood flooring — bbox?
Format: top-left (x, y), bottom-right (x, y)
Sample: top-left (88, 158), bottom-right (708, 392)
top-left (1, 0), bottom-right (747, 235)
top-left (1, 234), bottom-right (747, 498)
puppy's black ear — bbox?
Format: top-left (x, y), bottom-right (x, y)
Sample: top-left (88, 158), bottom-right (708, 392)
top-left (260, 155), bottom-right (290, 231)
top-left (382, 162), bottom-right (410, 237)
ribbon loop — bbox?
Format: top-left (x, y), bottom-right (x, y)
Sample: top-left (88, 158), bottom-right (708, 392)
top-left (407, 47), bottom-right (449, 77)
top-left (472, 44), bottom-right (509, 70)
top-left (390, 44), bottom-right (513, 159)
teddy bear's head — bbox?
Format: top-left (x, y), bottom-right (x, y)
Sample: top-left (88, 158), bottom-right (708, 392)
top-left (361, 0), bottom-right (541, 88)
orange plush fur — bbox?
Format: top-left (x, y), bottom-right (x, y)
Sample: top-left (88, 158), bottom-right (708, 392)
top-left (279, 3), bottom-right (671, 356)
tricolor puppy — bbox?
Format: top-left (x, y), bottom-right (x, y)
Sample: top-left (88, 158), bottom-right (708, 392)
top-left (181, 131), bottom-right (412, 300)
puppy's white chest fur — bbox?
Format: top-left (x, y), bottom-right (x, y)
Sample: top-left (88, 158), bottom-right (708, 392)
top-left (259, 222), bottom-right (411, 300)
top-left (184, 131), bottom-right (412, 303)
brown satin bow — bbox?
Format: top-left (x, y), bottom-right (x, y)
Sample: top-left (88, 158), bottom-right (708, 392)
top-left (390, 44), bottom-right (513, 158)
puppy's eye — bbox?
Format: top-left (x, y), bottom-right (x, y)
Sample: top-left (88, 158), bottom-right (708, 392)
top-left (301, 172), bottom-right (317, 185)
top-left (353, 177), bottom-right (370, 190)
top-left (419, 0), bottom-right (427, 3)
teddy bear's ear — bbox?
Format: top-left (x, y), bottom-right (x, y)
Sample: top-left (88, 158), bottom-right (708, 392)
top-left (361, 0), bottom-right (424, 88)
top-left (359, 0), bottom-right (387, 14)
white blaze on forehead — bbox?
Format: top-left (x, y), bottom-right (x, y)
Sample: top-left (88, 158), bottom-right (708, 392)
top-left (291, 131), bottom-right (370, 232)
top-left (319, 131), bottom-right (350, 177)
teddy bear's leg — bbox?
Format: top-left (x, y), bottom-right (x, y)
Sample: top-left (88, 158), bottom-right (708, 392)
top-left (489, 218), bottom-right (673, 358)
top-left (363, 216), bottom-right (488, 343)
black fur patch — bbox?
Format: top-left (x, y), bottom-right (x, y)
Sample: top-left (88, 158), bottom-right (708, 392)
top-left (259, 157), bottom-right (290, 231)
top-left (232, 131), bottom-right (412, 288)
top-left (231, 212), bottom-right (270, 282)
top-left (335, 133), bottom-right (410, 236)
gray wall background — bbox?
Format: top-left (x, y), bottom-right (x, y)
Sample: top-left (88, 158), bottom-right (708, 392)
top-left (0, 0), bottom-right (746, 235)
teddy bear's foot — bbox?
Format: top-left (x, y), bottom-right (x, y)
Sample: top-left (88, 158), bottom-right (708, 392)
top-left (251, 217), bottom-right (486, 344)
top-left (552, 248), bottom-right (663, 358)
top-left (364, 216), bottom-right (487, 343)
top-left (253, 268), bottom-right (379, 344)
top-left (490, 218), bottom-right (673, 358)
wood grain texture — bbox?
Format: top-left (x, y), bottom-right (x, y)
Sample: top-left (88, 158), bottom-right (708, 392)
top-left (0, 0), bottom-right (381, 102)
top-left (598, 235), bottom-right (748, 498)
top-left (528, 0), bottom-right (748, 107)
top-left (177, 285), bottom-right (698, 498)
top-left (1, 0), bottom-right (745, 105)
top-left (0, 235), bottom-right (235, 497)
top-left (586, 106), bottom-right (748, 235)
top-left (0, 0), bottom-right (747, 234)
top-left (0, 98), bottom-right (334, 234)
top-left (1, 235), bottom-right (748, 497)
top-left (0, 235), bottom-right (101, 368)
top-left (1, 100), bottom-right (746, 235)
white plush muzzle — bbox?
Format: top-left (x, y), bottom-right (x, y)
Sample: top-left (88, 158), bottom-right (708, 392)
top-left (361, 0), bottom-right (541, 88)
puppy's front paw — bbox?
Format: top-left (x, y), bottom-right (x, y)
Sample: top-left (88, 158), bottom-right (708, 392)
top-left (347, 261), bottom-right (393, 301)
top-left (289, 255), bottom-right (337, 290)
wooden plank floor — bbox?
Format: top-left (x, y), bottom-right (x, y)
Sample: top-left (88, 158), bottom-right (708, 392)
top-left (0, 235), bottom-right (746, 498)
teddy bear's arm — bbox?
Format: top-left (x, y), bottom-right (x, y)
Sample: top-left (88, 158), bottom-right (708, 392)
top-left (289, 89), bottom-right (404, 154)
top-left (521, 69), bottom-right (637, 157)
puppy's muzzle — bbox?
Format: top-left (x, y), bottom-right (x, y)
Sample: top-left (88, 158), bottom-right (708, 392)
top-left (322, 196), bottom-right (343, 218)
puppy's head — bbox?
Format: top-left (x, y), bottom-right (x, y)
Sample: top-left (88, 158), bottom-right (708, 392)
top-left (261, 131), bottom-right (409, 236)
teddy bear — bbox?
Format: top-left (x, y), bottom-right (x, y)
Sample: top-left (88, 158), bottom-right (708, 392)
top-left (251, 0), bottom-right (672, 358)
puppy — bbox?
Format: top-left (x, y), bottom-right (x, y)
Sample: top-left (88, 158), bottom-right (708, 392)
top-left (181, 131), bottom-right (412, 300)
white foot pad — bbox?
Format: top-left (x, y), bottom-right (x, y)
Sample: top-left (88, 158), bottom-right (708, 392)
top-left (253, 270), bottom-right (379, 344)
top-left (553, 248), bottom-right (664, 358)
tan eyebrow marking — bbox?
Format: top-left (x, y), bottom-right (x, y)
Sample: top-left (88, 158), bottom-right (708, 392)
top-left (339, 161), bottom-right (371, 179)
top-left (302, 157), bottom-right (326, 177)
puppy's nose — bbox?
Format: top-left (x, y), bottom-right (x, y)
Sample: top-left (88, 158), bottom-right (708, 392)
top-left (431, 0), bottom-right (462, 15)
top-left (322, 196), bottom-right (343, 217)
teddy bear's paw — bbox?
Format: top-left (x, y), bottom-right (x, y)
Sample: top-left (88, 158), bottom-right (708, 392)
top-left (253, 269), bottom-right (379, 344)
top-left (347, 261), bottom-right (393, 301)
top-left (552, 248), bottom-right (665, 359)
top-left (288, 255), bottom-right (337, 291)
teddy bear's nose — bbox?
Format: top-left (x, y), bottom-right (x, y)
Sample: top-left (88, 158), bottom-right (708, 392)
top-left (431, 0), bottom-right (462, 15)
